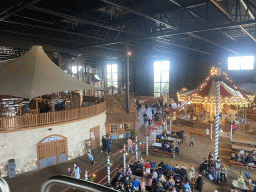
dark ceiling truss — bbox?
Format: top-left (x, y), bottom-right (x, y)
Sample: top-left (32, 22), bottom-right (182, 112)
top-left (210, 0), bottom-right (256, 42)
top-left (0, 0), bottom-right (256, 60)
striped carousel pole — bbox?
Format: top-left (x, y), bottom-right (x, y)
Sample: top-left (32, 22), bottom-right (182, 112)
top-left (146, 135), bottom-right (149, 155)
top-left (211, 123), bottom-right (213, 140)
top-left (215, 69), bottom-right (221, 160)
top-left (123, 144), bottom-right (126, 173)
top-left (135, 136), bottom-right (138, 160)
top-left (154, 129), bottom-right (156, 143)
top-left (107, 156), bottom-right (110, 185)
top-left (230, 121), bottom-right (233, 141)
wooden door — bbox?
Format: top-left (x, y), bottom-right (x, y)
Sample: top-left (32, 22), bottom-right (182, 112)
top-left (90, 125), bottom-right (100, 150)
top-left (37, 135), bottom-right (67, 169)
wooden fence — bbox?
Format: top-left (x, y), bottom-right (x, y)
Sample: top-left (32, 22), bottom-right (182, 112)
top-left (0, 101), bottom-right (106, 131)
top-left (176, 118), bottom-right (253, 133)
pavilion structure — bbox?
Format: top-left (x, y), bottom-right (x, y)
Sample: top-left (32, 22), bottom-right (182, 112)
top-left (177, 67), bottom-right (254, 120)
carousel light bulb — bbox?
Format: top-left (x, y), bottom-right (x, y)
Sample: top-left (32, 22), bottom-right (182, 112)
top-left (93, 174), bottom-right (96, 177)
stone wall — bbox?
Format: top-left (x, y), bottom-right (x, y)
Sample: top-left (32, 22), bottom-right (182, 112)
top-left (0, 111), bottom-right (106, 177)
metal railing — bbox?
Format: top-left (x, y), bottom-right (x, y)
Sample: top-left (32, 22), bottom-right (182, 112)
top-left (41, 175), bottom-right (118, 192)
top-left (0, 177), bottom-right (10, 192)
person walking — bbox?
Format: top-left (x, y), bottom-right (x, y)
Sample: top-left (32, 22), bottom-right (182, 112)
top-left (73, 163), bottom-right (81, 179)
top-left (195, 174), bottom-right (204, 192)
top-left (101, 135), bottom-right (107, 153)
top-left (145, 104), bottom-right (148, 111)
top-left (88, 152), bottom-right (95, 167)
top-left (148, 117), bottom-right (152, 126)
top-left (189, 135), bottom-right (194, 146)
top-left (214, 157), bottom-right (222, 183)
top-left (107, 136), bottom-right (112, 155)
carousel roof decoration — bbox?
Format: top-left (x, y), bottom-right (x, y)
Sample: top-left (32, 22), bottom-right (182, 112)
top-left (177, 67), bottom-right (254, 105)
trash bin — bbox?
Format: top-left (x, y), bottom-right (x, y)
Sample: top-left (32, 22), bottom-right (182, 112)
top-left (8, 159), bottom-right (16, 178)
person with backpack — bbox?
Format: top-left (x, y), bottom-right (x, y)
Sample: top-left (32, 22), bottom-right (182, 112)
top-left (214, 157), bottom-right (222, 183)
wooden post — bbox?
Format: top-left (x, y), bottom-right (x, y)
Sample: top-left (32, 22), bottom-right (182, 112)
top-left (52, 100), bottom-right (55, 112)
top-left (36, 99), bottom-right (39, 113)
top-left (58, 53), bottom-right (61, 68)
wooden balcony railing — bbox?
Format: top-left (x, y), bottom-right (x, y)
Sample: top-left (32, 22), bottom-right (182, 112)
top-left (0, 101), bottom-right (106, 131)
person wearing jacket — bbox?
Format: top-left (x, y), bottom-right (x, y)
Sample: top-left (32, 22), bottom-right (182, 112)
top-left (106, 136), bottom-right (112, 154)
top-left (220, 166), bottom-right (228, 182)
top-left (73, 163), bottom-right (81, 179)
top-left (214, 157), bottom-right (222, 183)
top-left (195, 174), bottom-right (204, 192)
top-left (161, 142), bottom-right (167, 152)
top-left (88, 152), bottom-right (95, 167)
top-left (101, 136), bottom-right (107, 153)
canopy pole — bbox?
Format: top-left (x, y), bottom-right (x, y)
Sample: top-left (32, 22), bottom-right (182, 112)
top-left (215, 67), bottom-right (221, 160)
top-left (126, 41), bottom-right (130, 113)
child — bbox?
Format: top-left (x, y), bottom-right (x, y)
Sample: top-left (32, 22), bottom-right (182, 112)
top-left (140, 178), bottom-right (146, 192)
top-left (67, 168), bottom-right (72, 176)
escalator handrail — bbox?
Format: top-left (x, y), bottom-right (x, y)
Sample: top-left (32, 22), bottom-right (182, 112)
top-left (0, 177), bottom-right (10, 192)
top-left (41, 175), bottom-right (118, 192)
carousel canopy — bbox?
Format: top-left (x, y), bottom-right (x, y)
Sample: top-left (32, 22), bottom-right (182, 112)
top-left (177, 67), bottom-right (254, 104)
top-left (0, 45), bottom-right (101, 100)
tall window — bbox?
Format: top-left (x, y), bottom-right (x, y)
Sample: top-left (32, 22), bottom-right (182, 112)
top-left (124, 123), bottom-right (131, 132)
top-left (228, 56), bottom-right (254, 70)
top-left (107, 64), bottom-right (118, 94)
top-left (154, 61), bottom-right (170, 98)
top-left (111, 124), bottom-right (118, 134)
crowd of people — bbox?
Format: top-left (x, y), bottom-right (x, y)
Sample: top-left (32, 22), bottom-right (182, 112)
top-left (233, 149), bottom-right (256, 167)
top-left (111, 158), bottom-right (204, 192)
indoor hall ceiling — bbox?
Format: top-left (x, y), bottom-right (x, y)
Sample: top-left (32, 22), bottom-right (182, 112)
top-left (0, 0), bottom-right (256, 62)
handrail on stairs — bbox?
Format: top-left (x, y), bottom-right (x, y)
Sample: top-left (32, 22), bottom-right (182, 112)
top-left (41, 175), bottom-right (118, 192)
top-left (0, 177), bottom-right (10, 192)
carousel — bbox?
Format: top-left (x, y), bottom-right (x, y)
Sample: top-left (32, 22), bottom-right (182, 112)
top-left (177, 67), bottom-right (254, 125)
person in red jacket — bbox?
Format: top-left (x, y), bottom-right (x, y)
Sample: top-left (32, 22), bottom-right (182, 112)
top-left (144, 160), bottom-right (151, 174)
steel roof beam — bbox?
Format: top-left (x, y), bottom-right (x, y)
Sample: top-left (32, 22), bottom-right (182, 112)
top-left (210, 0), bottom-right (256, 42)
top-left (30, 6), bottom-right (139, 35)
top-left (0, 0), bottom-right (41, 21)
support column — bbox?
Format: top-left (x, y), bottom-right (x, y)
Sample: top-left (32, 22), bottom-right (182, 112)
top-left (126, 41), bottom-right (130, 113)
top-left (107, 156), bottom-right (110, 185)
top-left (123, 145), bottom-right (126, 173)
top-left (215, 80), bottom-right (220, 159)
top-left (146, 136), bottom-right (149, 155)
top-left (230, 121), bottom-right (233, 141)
top-left (211, 123), bottom-right (213, 140)
top-left (154, 129), bottom-right (156, 143)
top-left (135, 136), bottom-right (138, 160)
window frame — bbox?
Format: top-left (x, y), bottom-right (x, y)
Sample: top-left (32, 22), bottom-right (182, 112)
top-left (124, 123), bottom-right (131, 132)
top-left (107, 64), bottom-right (118, 94)
top-left (110, 124), bottom-right (118, 134)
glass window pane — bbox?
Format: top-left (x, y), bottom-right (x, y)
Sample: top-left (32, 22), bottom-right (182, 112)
top-left (112, 82), bottom-right (118, 88)
top-left (107, 73), bottom-right (112, 82)
top-left (154, 72), bottom-right (160, 82)
top-left (162, 72), bottom-right (169, 82)
top-left (161, 83), bottom-right (169, 93)
top-left (107, 65), bottom-right (112, 72)
top-left (154, 83), bottom-right (160, 93)
top-left (112, 73), bottom-right (118, 81)
top-left (107, 82), bottom-right (112, 87)
top-left (112, 64), bottom-right (117, 72)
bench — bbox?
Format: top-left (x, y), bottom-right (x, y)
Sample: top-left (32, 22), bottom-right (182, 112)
top-left (190, 131), bottom-right (209, 137)
top-left (230, 160), bottom-right (256, 170)
top-left (231, 145), bottom-right (256, 152)
top-left (149, 149), bottom-right (174, 158)
top-left (232, 139), bottom-right (256, 147)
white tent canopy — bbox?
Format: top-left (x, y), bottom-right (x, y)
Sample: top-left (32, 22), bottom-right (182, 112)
top-left (0, 45), bottom-right (101, 100)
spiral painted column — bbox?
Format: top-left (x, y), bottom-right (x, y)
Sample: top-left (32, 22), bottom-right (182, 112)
top-left (84, 171), bottom-right (88, 181)
top-left (230, 122), bottom-right (233, 141)
top-left (154, 129), bottom-right (156, 143)
top-left (107, 156), bottom-right (110, 185)
top-left (123, 145), bottom-right (126, 173)
top-left (146, 136), bottom-right (149, 155)
top-left (135, 136), bottom-right (138, 160)
top-left (215, 81), bottom-right (220, 160)
top-left (211, 123), bottom-right (213, 140)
